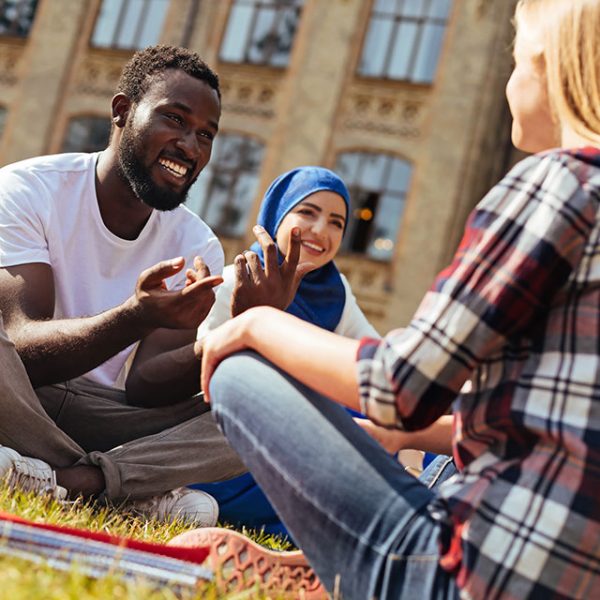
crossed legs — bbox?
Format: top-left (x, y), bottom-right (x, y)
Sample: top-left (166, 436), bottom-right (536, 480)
top-left (210, 351), bottom-right (459, 599)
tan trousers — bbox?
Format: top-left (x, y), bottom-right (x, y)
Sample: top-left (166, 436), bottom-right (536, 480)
top-left (0, 316), bottom-right (246, 500)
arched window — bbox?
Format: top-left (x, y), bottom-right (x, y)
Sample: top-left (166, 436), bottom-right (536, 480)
top-left (334, 151), bottom-right (412, 261)
top-left (358, 0), bottom-right (452, 83)
top-left (91, 0), bottom-right (169, 50)
top-left (62, 116), bottom-right (111, 153)
top-left (220, 0), bottom-right (304, 67)
top-left (187, 133), bottom-right (265, 238)
top-left (0, 0), bottom-right (38, 37)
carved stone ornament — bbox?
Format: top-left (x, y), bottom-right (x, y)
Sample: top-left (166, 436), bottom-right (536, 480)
top-left (75, 52), bottom-right (127, 98)
top-left (220, 75), bottom-right (279, 120)
top-left (340, 84), bottom-right (429, 139)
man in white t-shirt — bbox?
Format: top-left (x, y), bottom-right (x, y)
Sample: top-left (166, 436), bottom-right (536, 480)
top-left (0, 45), bottom-right (246, 523)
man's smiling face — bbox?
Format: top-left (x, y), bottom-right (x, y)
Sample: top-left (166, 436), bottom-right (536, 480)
top-left (117, 68), bottom-right (220, 211)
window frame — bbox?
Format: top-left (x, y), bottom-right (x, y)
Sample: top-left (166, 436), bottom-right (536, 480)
top-left (0, 0), bottom-right (38, 38)
top-left (186, 131), bottom-right (266, 239)
top-left (90, 0), bottom-right (170, 51)
top-left (61, 114), bottom-right (112, 154)
top-left (219, 0), bottom-right (304, 68)
top-left (334, 149), bottom-right (412, 262)
top-left (357, 0), bottom-right (452, 84)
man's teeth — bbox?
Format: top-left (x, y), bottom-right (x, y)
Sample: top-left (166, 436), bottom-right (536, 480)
top-left (302, 241), bottom-right (324, 252)
top-left (159, 158), bottom-right (188, 177)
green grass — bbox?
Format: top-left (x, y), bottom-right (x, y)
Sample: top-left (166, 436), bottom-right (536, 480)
top-left (0, 486), bottom-right (294, 599)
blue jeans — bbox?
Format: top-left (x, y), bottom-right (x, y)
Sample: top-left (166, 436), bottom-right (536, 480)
top-left (210, 351), bottom-right (459, 599)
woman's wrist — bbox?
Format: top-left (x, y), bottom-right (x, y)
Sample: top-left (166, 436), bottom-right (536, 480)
top-left (238, 305), bottom-right (277, 349)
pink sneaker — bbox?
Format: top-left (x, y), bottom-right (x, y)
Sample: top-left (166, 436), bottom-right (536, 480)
top-left (168, 527), bottom-right (327, 598)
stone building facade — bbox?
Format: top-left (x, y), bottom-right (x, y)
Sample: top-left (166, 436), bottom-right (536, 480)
top-left (0, 0), bottom-right (520, 332)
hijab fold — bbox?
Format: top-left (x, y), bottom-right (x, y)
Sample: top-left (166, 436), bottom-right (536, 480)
top-left (249, 167), bottom-right (350, 331)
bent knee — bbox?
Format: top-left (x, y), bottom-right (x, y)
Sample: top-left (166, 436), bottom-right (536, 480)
top-left (210, 350), bottom-right (268, 412)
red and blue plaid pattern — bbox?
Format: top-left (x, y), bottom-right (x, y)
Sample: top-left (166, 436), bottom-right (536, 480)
top-left (358, 148), bottom-right (600, 599)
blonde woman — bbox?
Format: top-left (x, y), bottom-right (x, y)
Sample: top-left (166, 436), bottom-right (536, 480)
top-left (176, 1), bottom-right (600, 597)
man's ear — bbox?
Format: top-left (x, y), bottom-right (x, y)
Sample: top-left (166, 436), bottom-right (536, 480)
top-left (111, 93), bottom-right (131, 128)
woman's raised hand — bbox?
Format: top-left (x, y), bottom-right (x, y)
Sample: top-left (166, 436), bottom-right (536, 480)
top-left (230, 225), bottom-right (312, 317)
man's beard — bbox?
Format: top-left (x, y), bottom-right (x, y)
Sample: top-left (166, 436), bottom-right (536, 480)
top-left (117, 125), bottom-right (196, 211)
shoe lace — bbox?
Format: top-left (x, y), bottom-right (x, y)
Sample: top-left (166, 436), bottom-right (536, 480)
top-left (9, 459), bottom-right (54, 493)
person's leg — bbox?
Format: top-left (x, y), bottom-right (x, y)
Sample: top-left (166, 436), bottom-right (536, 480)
top-left (36, 376), bottom-right (247, 500)
top-left (0, 314), bottom-right (244, 502)
top-left (77, 410), bottom-right (247, 500)
top-left (210, 351), bottom-right (458, 599)
top-left (36, 378), bottom-right (209, 453)
top-left (0, 315), bottom-right (83, 467)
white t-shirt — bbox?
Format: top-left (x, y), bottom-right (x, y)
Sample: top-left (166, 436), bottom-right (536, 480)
top-left (197, 264), bottom-right (380, 341)
top-left (0, 152), bottom-right (224, 387)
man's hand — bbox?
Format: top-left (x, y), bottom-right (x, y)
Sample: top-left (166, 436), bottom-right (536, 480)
top-left (133, 256), bottom-right (222, 330)
top-left (230, 225), bottom-right (312, 317)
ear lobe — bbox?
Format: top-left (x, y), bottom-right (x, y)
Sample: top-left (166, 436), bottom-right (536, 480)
top-left (111, 93), bottom-right (131, 129)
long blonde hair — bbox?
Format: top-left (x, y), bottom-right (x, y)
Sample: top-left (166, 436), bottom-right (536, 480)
top-left (516, 0), bottom-right (600, 144)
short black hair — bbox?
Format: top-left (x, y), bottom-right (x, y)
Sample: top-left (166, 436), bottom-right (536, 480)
top-left (116, 45), bottom-right (220, 104)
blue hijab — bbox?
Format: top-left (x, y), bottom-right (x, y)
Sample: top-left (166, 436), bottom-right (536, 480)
top-left (249, 166), bottom-right (350, 331)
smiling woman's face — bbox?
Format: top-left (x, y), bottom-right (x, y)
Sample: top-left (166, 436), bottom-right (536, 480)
top-left (275, 191), bottom-right (347, 271)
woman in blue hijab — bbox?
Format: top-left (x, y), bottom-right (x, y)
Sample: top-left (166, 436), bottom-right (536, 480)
top-left (191, 166), bottom-right (379, 536)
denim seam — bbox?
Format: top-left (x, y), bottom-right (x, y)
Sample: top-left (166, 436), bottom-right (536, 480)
top-left (426, 456), bottom-right (455, 489)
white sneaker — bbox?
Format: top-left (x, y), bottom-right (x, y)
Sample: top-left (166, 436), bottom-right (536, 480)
top-left (0, 445), bottom-right (67, 500)
top-left (126, 487), bottom-right (219, 526)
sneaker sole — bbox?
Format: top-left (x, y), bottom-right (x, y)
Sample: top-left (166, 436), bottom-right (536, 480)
top-left (168, 527), bottom-right (327, 598)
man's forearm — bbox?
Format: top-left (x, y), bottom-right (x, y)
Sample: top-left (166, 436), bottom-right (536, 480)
top-left (12, 298), bottom-right (149, 387)
top-left (126, 342), bottom-right (201, 407)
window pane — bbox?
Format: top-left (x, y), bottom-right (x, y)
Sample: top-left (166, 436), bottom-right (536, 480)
top-left (220, 0), bottom-right (303, 67)
top-left (374, 0), bottom-right (396, 13)
top-left (387, 159), bottom-right (412, 193)
top-left (412, 22), bottom-right (445, 83)
top-left (387, 21), bottom-right (418, 79)
top-left (187, 133), bottom-right (265, 238)
top-left (358, 0), bottom-right (452, 83)
top-left (138, 0), bottom-right (169, 47)
top-left (186, 169), bottom-right (210, 216)
top-left (401, 0), bottom-right (427, 19)
top-left (428, 0), bottom-right (452, 19)
top-left (91, 0), bottom-right (123, 46)
top-left (335, 153), bottom-right (361, 185)
top-left (269, 6), bottom-right (300, 67)
top-left (358, 154), bottom-right (387, 191)
top-left (220, 4), bottom-right (254, 62)
top-left (62, 117), bottom-right (111, 154)
top-left (116, 0), bottom-right (144, 48)
top-left (335, 152), bottom-right (412, 261)
top-left (247, 6), bottom-right (277, 64)
top-left (367, 192), bottom-right (404, 260)
top-left (358, 16), bottom-right (393, 77)
top-left (91, 0), bottom-right (168, 50)
top-left (0, 0), bottom-right (38, 37)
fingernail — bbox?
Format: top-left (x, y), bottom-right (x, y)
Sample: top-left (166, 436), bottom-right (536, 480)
top-left (253, 225), bottom-right (263, 232)
top-left (292, 227), bottom-right (300, 237)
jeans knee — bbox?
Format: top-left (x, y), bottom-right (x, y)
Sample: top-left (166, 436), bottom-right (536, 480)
top-left (210, 351), bottom-right (258, 420)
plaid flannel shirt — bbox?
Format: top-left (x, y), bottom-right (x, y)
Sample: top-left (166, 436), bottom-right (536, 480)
top-left (358, 148), bottom-right (600, 599)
